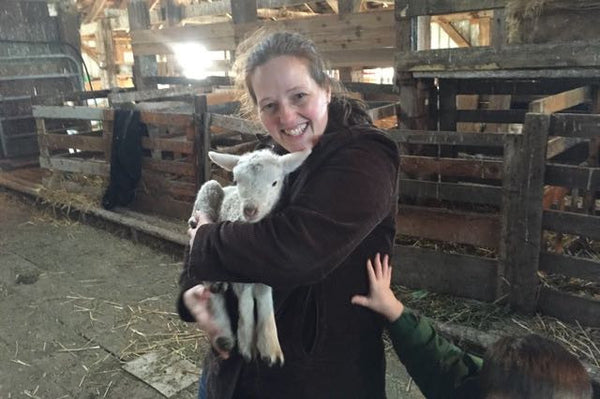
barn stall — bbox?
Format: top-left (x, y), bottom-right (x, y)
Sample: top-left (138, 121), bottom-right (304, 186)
top-left (0, 0), bottom-right (599, 396)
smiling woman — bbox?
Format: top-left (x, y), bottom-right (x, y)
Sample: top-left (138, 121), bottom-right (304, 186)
top-left (178, 30), bottom-right (400, 399)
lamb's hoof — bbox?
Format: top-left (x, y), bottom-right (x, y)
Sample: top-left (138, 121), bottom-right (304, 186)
top-left (261, 351), bottom-right (284, 367)
top-left (215, 336), bottom-right (234, 353)
top-left (208, 282), bottom-right (227, 294)
top-left (238, 345), bottom-right (253, 363)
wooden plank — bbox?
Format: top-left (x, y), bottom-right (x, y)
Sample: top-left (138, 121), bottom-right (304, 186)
top-left (545, 164), bottom-right (600, 190)
top-left (529, 86), bottom-right (591, 114)
top-left (401, 155), bottom-right (503, 180)
top-left (396, 205), bottom-right (500, 249)
top-left (209, 113), bottom-right (266, 136)
top-left (195, 95), bottom-right (211, 188)
top-left (139, 112), bottom-right (193, 128)
top-left (386, 129), bottom-right (511, 146)
top-left (546, 137), bottom-right (583, 159)
top-left (539, 252), bottom-right (600, 284)
top-left (500, 113), bottom-right (549, 313)
top-left (44, 134), bottom-right (105, 153)
top-left (131, 191), bottom-right (192, 220)
top-left (549, 114), bottom-right (600, 139)
top-left (396, 42), bottom-right (600, 73)
top-left (542, 210), bottom-right (600, 240)
top-left (457, 109), bottom-right (527, 124)
top-left (368, 103), bottom-right (398, 121)
top-left (538, 286), bottom-right (600, 328)
top-left (40, 156), bottom-right (109, 176)
top-left (393, 244), bottom-right (498, 302)
top-left (399, 179), bottom-right (502, 205)
top-left (32, 106), bottom-right (105, 120)
top-left (434, 18), bottom-right (470, 47)
top-left (455, 79), bottom-right (596, 96)
top-left (322, 48), bottom-right (395, 68)
top-left (141, 136), bottom-right (193, 155)
top-left (231, 0), bottom-right (257, 24)
top-left (109, 86), bottom-right (203, 104)
top-left (142, 158), bottom-right (195, 177)
top-left (183, 0), bottom-right (312, 18)
top-left (401, 0), bottom-right (507, 17)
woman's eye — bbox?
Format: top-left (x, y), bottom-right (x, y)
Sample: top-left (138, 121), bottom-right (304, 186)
top-left (261, 103), bottom-right (275, 112)
top-left (294, 93), bottom-right (307, 101)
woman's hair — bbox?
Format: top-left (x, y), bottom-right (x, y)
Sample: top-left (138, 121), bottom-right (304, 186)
top-left (232, 29), bottom-right (372, 129)
top-left (480, 334), bottom-right (592, 399)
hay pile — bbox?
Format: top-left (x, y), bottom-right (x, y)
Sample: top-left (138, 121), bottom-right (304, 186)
top-left (39, 172), bottom-right (107, 215)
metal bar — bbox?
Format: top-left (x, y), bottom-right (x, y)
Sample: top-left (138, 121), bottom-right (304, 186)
top-left (0, 95), bottom-right (32, 102)
top-left (0, 73), bottom-right (79, 82)
top-left (0, 54), bottom-right (84, 91)
top-left (0, 115), bottom-right (34, 122)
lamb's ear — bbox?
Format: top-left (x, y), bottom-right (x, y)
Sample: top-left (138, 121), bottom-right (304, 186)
top-left (280, 149), bottom-right (311, 174)
top-left (208, 151), bottom-right (240, 171)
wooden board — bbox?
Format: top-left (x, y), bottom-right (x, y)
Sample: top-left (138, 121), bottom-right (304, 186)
top-left (538, 286), bottom-right (600, 328)
top-left (549, 114), bottom-right (600, 139)
top-left (542, 210), bottom-right (600, 240)
top-left (539, 252), bottom-right (600, 284)
top-left (387, 129), bottom-right (510, 147)
top-left (397, 0), bottom-right (507, 18)
top-left (545, 164), bottom-right (600, 191)
top-left (399, 179), bottom-right (502, 206)
top-left (393, 244), bottom-right (498, 302)
top-left (396, 205), bottom-right (500, 249)
top-left (401, 155), bottom-right (503, 180)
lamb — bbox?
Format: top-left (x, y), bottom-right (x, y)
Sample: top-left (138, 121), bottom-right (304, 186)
top-left (188, 148), bottom-right (311, 366)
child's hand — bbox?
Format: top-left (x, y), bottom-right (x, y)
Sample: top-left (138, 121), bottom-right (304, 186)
top-left (351, 253), bottom-right (404, 322)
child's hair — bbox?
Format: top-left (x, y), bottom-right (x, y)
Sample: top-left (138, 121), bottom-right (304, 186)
top-left (480, 334), bottom-right (592, 399)
top-left (232, 28), bottom-right (372, 129)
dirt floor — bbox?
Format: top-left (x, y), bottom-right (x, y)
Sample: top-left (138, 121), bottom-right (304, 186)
top-left (0, 190), bottom-right (424, 399)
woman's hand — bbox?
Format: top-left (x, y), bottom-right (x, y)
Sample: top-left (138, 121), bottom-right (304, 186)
top-left (187, 211), bottom-right (213, 249)
top-left (183, 284), bottom-right (230, 359)
top-left (351, 253), bottom-right (404, 322)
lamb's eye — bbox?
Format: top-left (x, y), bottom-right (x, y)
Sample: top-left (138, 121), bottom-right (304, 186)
top-left (272, 180), bottom-right (278, 187)
top-left (232, 179), bottom-right (237, 185)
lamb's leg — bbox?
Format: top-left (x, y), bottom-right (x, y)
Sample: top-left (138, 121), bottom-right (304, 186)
top-left (254, 284), bottom-right (284, 366)
top-left (188, 180), bottom-right (224, 227)
top-left (208, 290), bottom-right (235, 353)
top-left (232, 283), bottom-right (255, 362)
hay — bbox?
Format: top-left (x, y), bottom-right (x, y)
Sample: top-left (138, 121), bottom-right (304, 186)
top-left (39, 172), bottom-right (107, 216)
top-left (392, 284), bottom-right (600, 366)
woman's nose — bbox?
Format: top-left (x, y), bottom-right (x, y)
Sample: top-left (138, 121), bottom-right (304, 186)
top-left (278, 103), bottom-right (296, 126)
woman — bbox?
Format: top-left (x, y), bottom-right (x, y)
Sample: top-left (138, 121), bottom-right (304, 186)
top-left (178, 30), bottom-right (400, 399)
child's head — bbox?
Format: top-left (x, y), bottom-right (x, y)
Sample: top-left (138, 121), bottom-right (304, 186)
top-left (481, 334), bottom-right (592, 398)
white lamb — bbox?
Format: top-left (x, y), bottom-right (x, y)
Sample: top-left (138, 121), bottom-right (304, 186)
top-left (188, 148), bottom-right (311, 366)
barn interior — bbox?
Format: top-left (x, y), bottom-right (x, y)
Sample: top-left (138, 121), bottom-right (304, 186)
top-left (0, 0), bottom-right (599, 397)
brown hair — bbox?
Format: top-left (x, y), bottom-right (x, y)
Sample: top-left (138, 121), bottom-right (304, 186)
top-left (232, 29), bottom-right (372, 129)
top-left (480, 334), bottom-right (592, 399)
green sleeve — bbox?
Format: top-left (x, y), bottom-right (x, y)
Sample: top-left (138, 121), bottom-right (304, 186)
top-left (388, 310), bottom-right (483, 399)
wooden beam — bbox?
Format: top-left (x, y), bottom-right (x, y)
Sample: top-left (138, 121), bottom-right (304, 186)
top-left (33, 106), bottom-right (105, 120)
top-left (539, 252), bottom-right (600, 284)
top-left (396, 205), bottom-right (500, 248)
top-left (529, 86), bottom-right (591, 114)
top-left (545, 164), bottom-right (600, 191)
top-left (387, 129), bottom-right (511, 147)
top-left (83, 0), bottom-right (108, 24)
top-left (549, 114), bottom-right (600, 139)
top-left (393, 244), bottom-right (498, 301)
top-left (433, 18), bottom-right (470, 47)
top-left (396, 42), bottom-right (600, 73)
top-left (542, 210), bottom-right (600, 240)
top-left (399, 179), bottom-right (502, 206)
top-left (500, 113), bottom-right (549, 313)
top-left (538, 287), bottom-right (600, 327)
top-left (401, 0), bottom-right (508, 17)
top-left (400, 155), bottom-right (503, 180)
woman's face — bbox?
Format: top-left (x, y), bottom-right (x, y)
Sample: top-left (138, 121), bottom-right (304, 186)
top-left (250, 55), bottom-right (331, 152)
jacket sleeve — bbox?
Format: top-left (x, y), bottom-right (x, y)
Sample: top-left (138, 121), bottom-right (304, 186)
top-left (180, 131), bottom-right (399, 290)
top-left (388, 310), bottom-right (483, 399)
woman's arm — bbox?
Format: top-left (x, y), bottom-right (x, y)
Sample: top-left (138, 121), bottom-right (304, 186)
top-left (182, 130), bottom-right (399, 290)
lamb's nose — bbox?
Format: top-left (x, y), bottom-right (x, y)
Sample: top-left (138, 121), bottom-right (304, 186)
top-left (243, 206), bottom-right (258, 220)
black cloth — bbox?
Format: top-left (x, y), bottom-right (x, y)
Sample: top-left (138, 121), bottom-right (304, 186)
top-left (178, 124), bottom-right (400, 399)
top-left (102, 109), bottom-right (146, 210)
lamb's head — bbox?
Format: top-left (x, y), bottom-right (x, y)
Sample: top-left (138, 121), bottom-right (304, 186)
top-left (208, 149), bottom-right (311, 222)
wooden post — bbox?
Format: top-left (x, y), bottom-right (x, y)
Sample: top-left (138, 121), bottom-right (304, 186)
top-left (500, 113), bottom-right (550, 313)
top-left (96, 18), bottom-right (118, 89)
top-left (231, 0), bottom-right (257, 24)
top-left (584, 85), bottom-right (599, 214)
top-left (194, 95), bottom-right (211, 187)
top-left (338, 0), bottom-right (362, 83)
top-left (127, 0), bottom-right (157, 91)
top-left (491, 8), bottom-right (505, 49)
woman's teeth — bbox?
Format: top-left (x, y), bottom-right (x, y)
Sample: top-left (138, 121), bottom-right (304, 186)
top-left (284, 123), bottom-right (307, 136)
